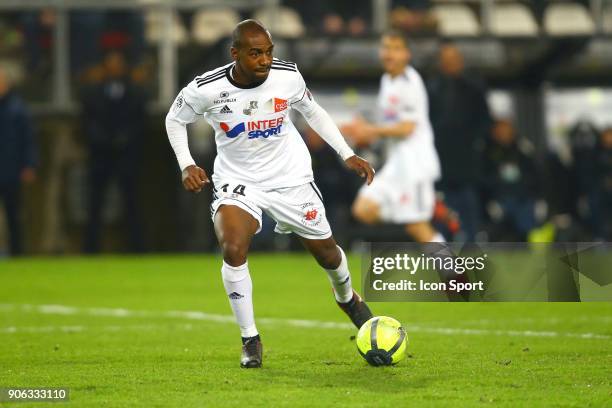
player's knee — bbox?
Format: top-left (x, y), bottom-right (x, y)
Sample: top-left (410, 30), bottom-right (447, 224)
top-left (405, 222), bottom-right (435, 243)
top-left (352, 200), bottom-right (378, 225)
top-left (221, 240), bottom-right (248, 266)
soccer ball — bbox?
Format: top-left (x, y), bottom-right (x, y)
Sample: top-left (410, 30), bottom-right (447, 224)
top-left (356, 316), bottom-right (408, 366)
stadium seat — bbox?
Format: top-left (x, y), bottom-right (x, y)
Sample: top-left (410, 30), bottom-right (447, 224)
top-left (431, 4), bottom-right (481, 36)
top-left (490, 3), bottom-right (538, 37)
top-left (192, 8), bottom-right (240, 46)
top-left (145, 9), bottom-right (188, 45)
top-left (252, 6), bottom-right (305, 39)
top-left (544, 2), bottom-right (595, 36)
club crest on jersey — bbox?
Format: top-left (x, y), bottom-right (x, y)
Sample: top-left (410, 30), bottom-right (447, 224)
top-left (220, 117), bottom-right (284, 139)
top-left (243, 100), bottom-right (259, 115)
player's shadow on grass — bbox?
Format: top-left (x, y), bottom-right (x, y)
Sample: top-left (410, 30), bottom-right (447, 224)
top-left (252, 364), bottom-right (431, 392)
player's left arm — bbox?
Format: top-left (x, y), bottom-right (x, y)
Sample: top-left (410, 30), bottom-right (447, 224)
top-left (291, 74), bottom-right (374, 185)
top-left (343, 77), bottom-right (425, 145)
top-left (346, 117), bottom-right (416, 142)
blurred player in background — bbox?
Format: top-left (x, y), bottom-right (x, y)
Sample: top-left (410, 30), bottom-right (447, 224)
top-left (165, 20), bottom-right (375, 368)
top-left (342, 31), bottom-right (445, 244)
top-left (427, 44), bottom-right (492, 242)
top-left (0, 66), bottom-right (37, 256)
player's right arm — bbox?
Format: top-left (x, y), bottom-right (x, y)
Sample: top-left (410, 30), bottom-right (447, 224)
top-left (165, 80), bottom-right (210, 193)
top-left (290, 71), bottom-right (375, 185)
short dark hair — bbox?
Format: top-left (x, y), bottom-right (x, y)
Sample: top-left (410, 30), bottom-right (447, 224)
top-left (232, 19), bottom-right (270, 49)
top-left (381, 29), bottom-right (410, 48)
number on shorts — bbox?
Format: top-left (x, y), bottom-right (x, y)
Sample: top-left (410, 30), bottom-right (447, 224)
top-left (232, 184), bottom-right (246, 196)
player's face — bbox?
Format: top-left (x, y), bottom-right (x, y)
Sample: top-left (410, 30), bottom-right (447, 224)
top-left (233, 32), bottom-right (274, 82)
top-left (439, 46), bottom-right (464, 77)
top-left (492, 120), bottom-right (515, 146)
top-left (379, 36), bottom-right (410, 76)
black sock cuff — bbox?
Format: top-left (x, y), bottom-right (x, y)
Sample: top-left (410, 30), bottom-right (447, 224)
top-left (241, 334), bottom-right (260, 345)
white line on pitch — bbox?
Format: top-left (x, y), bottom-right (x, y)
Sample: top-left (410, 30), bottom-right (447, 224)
top-left (0, 303), bottom-right (609, 340)
top-left (0, 324), bottom-right (195, 334)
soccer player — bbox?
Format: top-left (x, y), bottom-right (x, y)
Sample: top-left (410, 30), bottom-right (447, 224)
top-left (165, 20), bottom-right (375, 368)
top-left (342, 30), bottom-right (445, 244)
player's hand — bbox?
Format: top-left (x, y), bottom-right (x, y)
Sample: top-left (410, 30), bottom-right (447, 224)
top-left (182, 165), bottom-right (209, 193)
top-left (345, 155), bottom-right (375, 185)
top-left (341, 117), bottom-right (378, 147)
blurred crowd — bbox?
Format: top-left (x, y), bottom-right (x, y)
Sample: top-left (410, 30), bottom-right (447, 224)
top-left (303, 43), bottom-right (612, 245)
top-left (0, 3), bottom-right (610, 256)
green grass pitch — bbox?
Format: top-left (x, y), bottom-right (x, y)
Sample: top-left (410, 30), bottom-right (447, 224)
top-left (0, 254), bottom-right (610, 407)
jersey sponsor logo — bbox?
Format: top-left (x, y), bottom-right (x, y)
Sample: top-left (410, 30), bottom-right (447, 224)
top-left (383, 109), bottom-right (398, 121)
top-left (274, 98), bottom-right (287, 112)
top-left (220, 105), bottom-right (233, 114)
top-left (220, 91), bottom-right (229, 98)
top-left (263, 97), bottom-right (288, 113)
top-left (220, 117), bottom-right (285, 139)
top-left (214, 97), bottom-right (237, 104)
top-left (220, 122), bottom-right (246, 138)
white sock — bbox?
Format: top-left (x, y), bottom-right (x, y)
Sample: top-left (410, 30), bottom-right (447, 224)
top-left (431, 232), bottom-right (446, 243)
top-left (221, 261), bottom-right (258, 338)
top-left (325, 246), bottom-right (354, 303)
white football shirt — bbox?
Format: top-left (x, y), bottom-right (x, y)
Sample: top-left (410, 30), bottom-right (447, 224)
top-left (377, 66), bottom-right (441, 183)
top-left (167, 59), bottom-right (318, 189)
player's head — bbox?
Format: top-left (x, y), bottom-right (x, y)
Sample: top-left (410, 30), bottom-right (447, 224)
top-left (438, 43), bottom-right (464, 77)
top-left (492, 119), bottom-right (516, 146)
top-left (379, 30), bottom-right (411, 75)
top-left (231, 19), bottom-right (274, 82)
top-left (103, 50), bottom-right (127, 79)
top-left (379, 30), bottom-right (411, 76)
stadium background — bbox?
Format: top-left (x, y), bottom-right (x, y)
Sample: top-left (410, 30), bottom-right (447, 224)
top-left (0, 0), bottom-right (611, 254)
top-left (1, 3), bottom-right (611, 406)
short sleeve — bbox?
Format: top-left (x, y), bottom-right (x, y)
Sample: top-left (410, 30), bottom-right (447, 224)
top-left (290, 70), bottom-right (317, 115)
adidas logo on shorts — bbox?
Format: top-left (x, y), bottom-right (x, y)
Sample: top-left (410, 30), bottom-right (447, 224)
top-left (220, 105), bottom-right (233, 114)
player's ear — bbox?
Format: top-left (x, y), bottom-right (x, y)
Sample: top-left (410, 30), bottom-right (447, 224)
top-left (230, 47), bottom-right (239, 62)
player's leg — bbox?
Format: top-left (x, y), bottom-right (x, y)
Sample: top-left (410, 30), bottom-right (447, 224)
top-left (351, 195), bottom-right (382, 225)
top-left (404, 221), bottom-right (445, 243)
top-left (351, 174), bottom-right (393, 225)
top-left (1, 184), bottom-right (22, 255)
top-left (213, 204), bottom-right (262, 368)
top-left (299, 236), bottom-right (373, 328)
top-left (401, 181), bottom-right (446, 243)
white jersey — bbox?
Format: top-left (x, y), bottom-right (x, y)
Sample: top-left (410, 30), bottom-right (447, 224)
top-left (167, 59), bottom-right (318, 189)
top-left (377, 66), bottom-right (441, 183)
